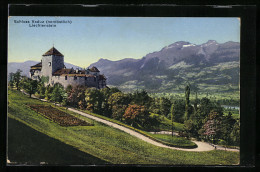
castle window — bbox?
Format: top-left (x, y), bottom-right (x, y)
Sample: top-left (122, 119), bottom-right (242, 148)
top-left (74, 76), bottom-right (77, 80)
top-left (85, 77), bottom-right (87, 81)
top-left (49, 62), bottom-right (51, 66)
top-left (94, 77), bottom-right (96, 82)
top-left (65, 76), bottom-right (67, 80)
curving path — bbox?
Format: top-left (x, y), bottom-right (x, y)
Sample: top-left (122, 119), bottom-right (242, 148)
top-left (20, 90), bottom-right (239, 152)
top-left (68, 108), bottom-right (236, 152)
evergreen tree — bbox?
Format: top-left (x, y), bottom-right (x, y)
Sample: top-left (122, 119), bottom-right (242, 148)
top-left (170, 103), bottom-right (175, 137)
top-left (184, 85), bottom-right (191, 120)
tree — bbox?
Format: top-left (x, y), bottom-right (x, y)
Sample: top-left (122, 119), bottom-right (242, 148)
top-left (20, 77), bottom-right (38, 97)
top-left (67, 85), bottom-right (86, 108)
top-left (8, 72), bottom-right (15, 87)
top-left (168, 100), bottom-right (185, 123)
top-left (13, 69), bottom-right (22, 90)
top-left (123, 104), bottom-right (149, 127)
top-left (184, 85), bottom-right (191, 120)
top-left (219, 112), bottom-right (236, 145)
top-left (230, 119), bottom-right (240, 146)
top-left (201, 111), bottom-right (222, 143)
top-left (85, 88), bottom-right (103, 112)
top-left (50, 83), bottom-right (65, 104)
top-left (159, 97), bottom-right (172, 117)
top-left (190, 84), bottom-right (199, 112)
top-left (131, 90), bottom-right (152, 107)
top-left (36, 80), bottom-right (46, 98)
top-left (45, 85), bottom-right (53, 100)
top-left (65, 84), bottom-right (73, 94)
top-left (170, 103), bottom-right (175, 137)
top-left (99, 87), bottom-right (120, 117)
top-left (107, 92), bottom-right (131, 120)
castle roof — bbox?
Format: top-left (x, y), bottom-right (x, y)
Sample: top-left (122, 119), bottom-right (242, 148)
top-left (98, 74), bottom-right (106, 80)
top-left (89, 66), bottom-right (100, 72)
top-left (43, 47), bottom-right (64, 56)
top-left (53, 68), bottom-right (72, 76)
top-left (30, 62), bottom-right (42, 71)
top-left (53, 68), bottom-right (97, 78)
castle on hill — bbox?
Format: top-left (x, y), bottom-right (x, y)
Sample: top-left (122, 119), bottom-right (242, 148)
top-left (30, 46), bottom-right (107, 89)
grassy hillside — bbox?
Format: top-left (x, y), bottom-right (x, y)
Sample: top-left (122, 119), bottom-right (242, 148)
top-left (7, 89), bottom-right (239, 165)
top-left (7, 117), bottom-right (109, 165)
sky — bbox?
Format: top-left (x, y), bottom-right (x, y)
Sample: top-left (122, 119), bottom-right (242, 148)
top-left (8, 17), bottom-right (240, 68)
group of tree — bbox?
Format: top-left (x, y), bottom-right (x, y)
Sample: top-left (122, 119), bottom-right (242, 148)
top-left (178, 84), bottom-right (240, 146)
top-left (8, 70), bottom-right (240, 146)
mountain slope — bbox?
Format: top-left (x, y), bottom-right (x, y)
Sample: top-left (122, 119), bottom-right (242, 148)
top-left (89, 40), bottom-right (240, 93)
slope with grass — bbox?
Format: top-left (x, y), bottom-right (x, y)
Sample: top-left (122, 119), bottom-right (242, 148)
top-left (7, 89), bottom-right (239, 165)
top-left (7, 117), bottom-right (109, 165)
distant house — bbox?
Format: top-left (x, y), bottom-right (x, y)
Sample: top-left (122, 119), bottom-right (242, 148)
top-left (30, 46), bottom-right (107, 89)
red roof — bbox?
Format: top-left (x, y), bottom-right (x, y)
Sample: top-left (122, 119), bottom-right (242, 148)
top-left (43, 47), bottom-right (64, 56)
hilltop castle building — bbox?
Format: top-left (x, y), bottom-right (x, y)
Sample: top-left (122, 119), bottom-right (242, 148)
top-left (30, 47), bottom-right (107, 89)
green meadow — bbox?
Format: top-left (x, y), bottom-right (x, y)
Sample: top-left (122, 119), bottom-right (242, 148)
top-left (7, 89), bottom-right (239, 165)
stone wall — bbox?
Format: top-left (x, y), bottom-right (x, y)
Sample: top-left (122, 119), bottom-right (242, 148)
top-left (41, 56), bottom-right (52, 77)
top-left (50, 75), bottom-right (98, 88)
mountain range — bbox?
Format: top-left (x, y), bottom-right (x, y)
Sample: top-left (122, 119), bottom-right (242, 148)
top-left (8, 61), bottom-right (80, 77)
top-left (89, 40), bottom-right (239, 93)
top-left (8, 40), bottom-right (239, 93)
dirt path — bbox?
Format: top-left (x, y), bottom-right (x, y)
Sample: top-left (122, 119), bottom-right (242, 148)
top-left (20, 90), bottom-right (239, 152)
top-left (68, 108), bottom-right (238, 152)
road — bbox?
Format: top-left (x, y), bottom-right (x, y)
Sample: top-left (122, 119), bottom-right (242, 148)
top-left (68, 108), bottom-right (238, 152)
top-left (20, 90), bottom-right (239, 152)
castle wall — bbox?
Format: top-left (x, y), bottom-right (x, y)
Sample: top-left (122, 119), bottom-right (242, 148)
top-left (50, 75), bottom-right (98, 88)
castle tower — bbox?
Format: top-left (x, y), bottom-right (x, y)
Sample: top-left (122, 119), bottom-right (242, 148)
top-left (41, 46), bottom-right (64, 78)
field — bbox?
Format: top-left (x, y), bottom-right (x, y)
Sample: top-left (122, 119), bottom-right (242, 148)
top-left (149, 91), bottom-right (240, 106)
top-left (7, 89), bottom-right (239, 165)
top-left (27, 104), bottom-right (93, 127)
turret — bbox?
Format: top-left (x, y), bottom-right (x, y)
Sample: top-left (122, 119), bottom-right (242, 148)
top-left (41, 46), bottom-right (64, 78)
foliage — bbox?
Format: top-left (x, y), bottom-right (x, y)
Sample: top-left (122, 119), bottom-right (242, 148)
top-left (20, 77), bottom-right (38, 97)
top-left (36, 81), bottom-right (46, 99)
top-left (170, 103), bottom-right (175, 136)
top-left (230, 119), bottom-right (240, 146)
top-left (40, 76), bottom-right (49, 84)
top-left (131, 90), bottom-right (152, 107)
top-left (66, 85), bottom-right (86, 108)
top-left (168, 99), bottom-right (185, 123)
top-left (85, 88), bottom-right (104, 112)
top-left (8, 72), bottom-right (15, 87)
top-left (123, 104), bottom-right (150, 127)
top-left (108, 92), bottom-right (131, 119)
top-left (8, 89), bottom-right (239, 165)
top-left (44, 85), bottom-right (53, 100)
top-left (184, 85), bottom-right (191, 120)
top-left (10, 69), bottom-right (23, 90)
top-left (50, 83), bottom-right (66, 103)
